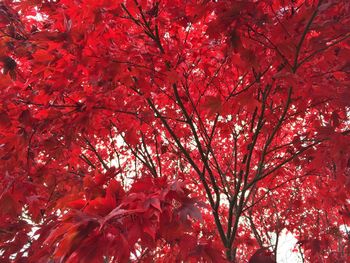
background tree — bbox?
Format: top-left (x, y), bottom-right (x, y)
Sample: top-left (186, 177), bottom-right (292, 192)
top-left (0, 0), bottom-right (349, 262)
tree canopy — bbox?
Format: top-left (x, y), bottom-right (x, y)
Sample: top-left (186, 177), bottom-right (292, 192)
top-left (0, 0), bottom-right (349, 262)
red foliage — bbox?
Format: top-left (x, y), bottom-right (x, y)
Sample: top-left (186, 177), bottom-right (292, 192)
top-left (249, 249), bottom-right (276, 263)
top-left (0, 0), bottom-right (349, 262)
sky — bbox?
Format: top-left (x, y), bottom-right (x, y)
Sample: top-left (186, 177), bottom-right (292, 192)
top-left (277, 230), bottom-right (302, 263)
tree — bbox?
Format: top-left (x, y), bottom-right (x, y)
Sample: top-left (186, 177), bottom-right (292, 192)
top-left (0, 0), bottom-right (349, 262)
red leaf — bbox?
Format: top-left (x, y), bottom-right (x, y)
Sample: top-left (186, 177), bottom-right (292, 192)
top-left (0, 111), bottom-right (11, 128)
top-left (202, 95), bottom-right (222, 116)
top-left (248, 249), bottom-right (276, 263)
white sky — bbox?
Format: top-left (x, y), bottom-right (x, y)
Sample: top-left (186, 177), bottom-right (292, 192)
top-left (277, 230), bottom-right (302, 263)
